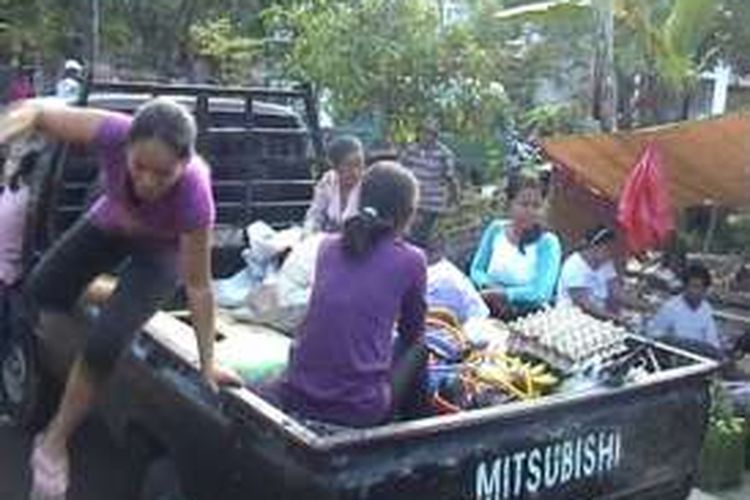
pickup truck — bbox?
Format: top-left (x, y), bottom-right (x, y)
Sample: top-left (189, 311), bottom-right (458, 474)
top-left (2, 82), bottom-right (718, 500)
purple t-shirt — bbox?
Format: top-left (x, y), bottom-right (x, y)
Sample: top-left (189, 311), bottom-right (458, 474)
top-left (282, 235), bottom-right (427, 427)
top-left (87, 114), bottom-right (214, 246)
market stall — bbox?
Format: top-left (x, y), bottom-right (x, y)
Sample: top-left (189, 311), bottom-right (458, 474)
top-left (541, 110), bottom-right (750, 247)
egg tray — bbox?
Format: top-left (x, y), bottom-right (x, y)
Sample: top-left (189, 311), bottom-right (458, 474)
top-left (507, 307), bottom-right (629, 373)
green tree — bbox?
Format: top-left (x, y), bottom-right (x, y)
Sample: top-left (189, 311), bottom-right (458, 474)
top-left (264, 0), bottom-right (508, 143)
top-left (478, 0), bottom-right (726, 128)
top-left (98, 0), bottom-right (293, 80)
top-left (613, 0), bottom-right (722, 125)
top-left (190, 16), bottom-right (264, 84)
top-left (0, 0), bottom-right (276, 80)
top-left (710, 0), bottom-right (750, 75)
top-left (459, 0), bottom-right (604, 139)
top-left (100, 0), bottom-right (220, 77)
top-left (615, 0), bottom-right (720, 88)
top-left (0, 0), bottom-right (83, 64)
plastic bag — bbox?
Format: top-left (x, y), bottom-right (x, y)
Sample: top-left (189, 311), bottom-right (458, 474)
top-left (214, 223), bottom-right (303, 309)
top-left (215, 330), bottom-right (291, 385)
top-left (276, 233), bottom-right (324, 308)
top-left (617, 143), bottom-right (675, 254)
top-left (230, 234), bottom-right (323, 334)
top-left (246, 221), bottom-right (300, 263)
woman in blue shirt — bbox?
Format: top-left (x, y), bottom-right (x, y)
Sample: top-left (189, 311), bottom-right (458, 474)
top-left (470, 173), bottom-right (562, 318)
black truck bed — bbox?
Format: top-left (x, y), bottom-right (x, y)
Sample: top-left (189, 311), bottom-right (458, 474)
top-left (131, 310), bottom-right (717, 500)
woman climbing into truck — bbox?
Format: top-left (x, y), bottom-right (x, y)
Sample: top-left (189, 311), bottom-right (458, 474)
top-left (0, 97), bottom-right (240, 499)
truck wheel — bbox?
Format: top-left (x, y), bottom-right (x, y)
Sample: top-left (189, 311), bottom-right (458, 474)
top-left (1, 330), bottom-right (55, 430)
top-left (668, 477), bottom-right (693, 500)
top-left (141, 457), bottom-right (187, 500)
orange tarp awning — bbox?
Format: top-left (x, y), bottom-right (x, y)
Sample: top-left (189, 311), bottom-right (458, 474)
top-left (541, 111), bottom-right (750, 209)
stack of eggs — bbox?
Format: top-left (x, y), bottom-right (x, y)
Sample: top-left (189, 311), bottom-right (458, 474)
top-left (508, 306), bottom-right (628, 372)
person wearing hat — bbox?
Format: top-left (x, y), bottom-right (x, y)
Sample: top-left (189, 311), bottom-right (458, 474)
top-left (400, 117), bottom-right (459, 243)
top-left (556, 225), bottom-right (622, 322)
top-left (55, 59), bottom-right (84, 103)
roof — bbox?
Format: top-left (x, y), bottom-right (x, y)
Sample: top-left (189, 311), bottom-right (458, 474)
top-left (540, 111), bottom-right (750, 209)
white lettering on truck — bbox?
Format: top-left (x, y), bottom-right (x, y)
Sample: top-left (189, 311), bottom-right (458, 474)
top-left (583, 433), bottom-right (597, 476)
top-left (526, 449), bottom-right (542, 494)
top-left (474, 429), bottom-right (623, 500)
top-left (476, 461), bottom-right (500, 500)
top-left (543, 444), bottom-right (559, 489)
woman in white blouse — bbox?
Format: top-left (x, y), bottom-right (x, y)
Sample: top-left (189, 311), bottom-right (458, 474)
top-left (305, 135), bottom-right (364, 233)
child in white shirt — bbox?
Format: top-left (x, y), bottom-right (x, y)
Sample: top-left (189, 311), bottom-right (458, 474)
top-left (557, 225), bottom-right (621, 322)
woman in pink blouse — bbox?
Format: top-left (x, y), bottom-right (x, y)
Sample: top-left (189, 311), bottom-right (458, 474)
top-left (304, 135), bottom-right (364, 233)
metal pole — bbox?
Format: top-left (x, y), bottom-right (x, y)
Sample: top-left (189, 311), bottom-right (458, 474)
top-left (594, 0), bottom-right (617, 132)
top-left (80, 0), bottom-right (99, 104)
top-left (437, 0), bottom-right (446, 28)
top-left (90, 0), bottom-right (99, 78)
top-left (703, 205), bottom-right (719, 254)
top-left (606, 0), bottom-right (617, 131)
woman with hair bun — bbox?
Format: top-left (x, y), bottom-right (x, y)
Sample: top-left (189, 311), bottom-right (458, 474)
top-left (281, 161), bottom-right (428, 427)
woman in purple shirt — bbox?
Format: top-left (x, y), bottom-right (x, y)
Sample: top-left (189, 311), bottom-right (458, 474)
top-left (282, 161), bottom-right (428, 427)
top-left (0, 98), bottom-right (239, 498)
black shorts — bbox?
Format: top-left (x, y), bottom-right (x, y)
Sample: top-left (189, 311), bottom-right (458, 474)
top-left (27, 218), bottom-right (179, 380)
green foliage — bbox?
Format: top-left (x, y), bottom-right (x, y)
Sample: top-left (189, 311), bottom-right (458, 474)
top-left (1, 0), bottom-right (744, 137)
top-left (710, 0), bottom-right (750, 75)
top-left (520, 103), bottom-right (588, 136)
top-left (99, 0), bottom-right (218, 75)
top-left (699, 381), bottom-right (746, 492)
top-left (190, 17), bottom-right (263, 84)
top-left (0, 0), bottom-right (274, 79)
top-left (479, 0), bottom-right (725, 128)
top-left (688, 210), bottom-right (750, 256)
top-left (473, 0), bottom-right (598, 114)
top-left (264, 0), bottom-right (509, 143)
top-left (615, 0), bottom-right (721, 90)
top-left (0, 0), bottom-right (82, 63)
top-left (710, 381), bottom-right (739, 424)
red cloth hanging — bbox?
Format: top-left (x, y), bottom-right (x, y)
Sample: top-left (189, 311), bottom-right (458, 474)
top-left (617, 143), bottom-right (675, 254)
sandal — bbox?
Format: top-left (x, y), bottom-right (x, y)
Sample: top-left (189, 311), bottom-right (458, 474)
top-left (29, 434), bottom-right (69, 500)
